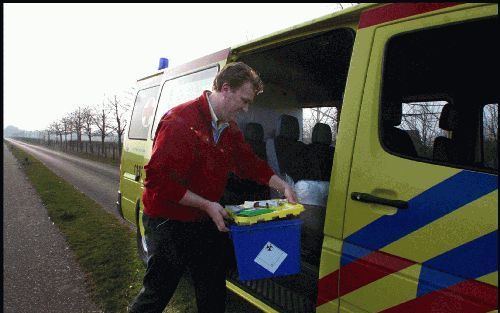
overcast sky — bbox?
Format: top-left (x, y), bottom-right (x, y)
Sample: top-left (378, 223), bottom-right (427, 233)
top-left (4, 3), bottom-right (352, 132)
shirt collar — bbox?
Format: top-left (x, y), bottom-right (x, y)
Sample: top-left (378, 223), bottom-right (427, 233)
top-left (206, 91), bottom-right (229, 129)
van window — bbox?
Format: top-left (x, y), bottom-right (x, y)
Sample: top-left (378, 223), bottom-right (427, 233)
top-left (151, 66), bottom-right (219, 138)
top-left (398, 101), bottom-right (447, 159)
top-left (483, 103), bottom-right (498, 170)
top-left (381, 17), bottom-right (498, 172)
top-left (128, 86), bottom-right (159, 140)
top-left (303, 107), bottom-right (338, 145)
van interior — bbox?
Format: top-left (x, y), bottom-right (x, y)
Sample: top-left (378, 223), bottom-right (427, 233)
top-left (221, 27), bottom-right (355, 312)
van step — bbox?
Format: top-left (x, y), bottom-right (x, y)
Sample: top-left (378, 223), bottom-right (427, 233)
top-left (228, 268), bottom-right (317, 313)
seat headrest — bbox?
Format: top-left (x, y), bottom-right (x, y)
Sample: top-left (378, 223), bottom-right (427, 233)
top-left (439, 104), bottom-right (460, 131)
top-left (382, 102), bottom-right (403, 126)
top-left (312, 123), bottom-right (332, 145)
top-left (277, 114), bottom-right (300, 141)
top-left (244, 122), bottom-right (264, 142)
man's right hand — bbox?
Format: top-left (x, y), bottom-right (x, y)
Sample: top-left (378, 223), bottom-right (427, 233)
top-left (179, 190), bottom-right (229, 232)
top-left (200, 201), bottom-right (229, 232)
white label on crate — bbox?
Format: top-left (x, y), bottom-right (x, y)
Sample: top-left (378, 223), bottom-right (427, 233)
top-left (254, 241), bottom-right (287, 273)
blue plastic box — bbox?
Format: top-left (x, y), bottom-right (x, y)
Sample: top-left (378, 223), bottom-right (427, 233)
top-left (229, 218), bottom-right (303, 281)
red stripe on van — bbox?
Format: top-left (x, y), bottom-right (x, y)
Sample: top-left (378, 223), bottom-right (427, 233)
top-left (317, 270), bottom-right (340, 306)
top-left (358, 3), bottom-right (463, 29)
top-left (380, 279), bottom-right (498, 313)
top-left (164, 48), bottom-right (230, 79)
top-left (316, 250), bottom-right (415, 306)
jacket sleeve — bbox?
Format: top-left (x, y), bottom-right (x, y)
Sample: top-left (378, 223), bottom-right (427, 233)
top-left (231, 127), bottom-right (275, 186)
top-left (143, 116), bottom-right (195, 203)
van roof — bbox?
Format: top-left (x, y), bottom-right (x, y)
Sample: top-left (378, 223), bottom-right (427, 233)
top-left (230, 3), bottom-right (376, 54)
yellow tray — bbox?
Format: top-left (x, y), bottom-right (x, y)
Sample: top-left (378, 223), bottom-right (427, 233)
top-left (225, 199), bottom-right (305, 225)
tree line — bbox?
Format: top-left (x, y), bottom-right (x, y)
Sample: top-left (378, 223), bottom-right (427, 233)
top-left (13, 88), bottom-right (135, 159)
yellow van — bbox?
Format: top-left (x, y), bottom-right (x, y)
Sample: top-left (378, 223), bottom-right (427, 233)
top-left (117, 3), bottom-right (498, 312)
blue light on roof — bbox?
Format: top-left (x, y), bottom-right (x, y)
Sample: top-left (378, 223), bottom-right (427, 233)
top-left (158, 58), bottom-right (169, 70)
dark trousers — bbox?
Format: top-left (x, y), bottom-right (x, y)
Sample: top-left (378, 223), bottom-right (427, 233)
top-left (129, 214), bottom-right (229, 313)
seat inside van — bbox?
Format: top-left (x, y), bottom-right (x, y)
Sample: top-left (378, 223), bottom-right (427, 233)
top-left (433, 103), bottom-right (464, 164)
top-left (381, 101), bottom-right (418, 157)
top-left (305, 123), bottom-right (334, 181)
top-left (267, 114), bottom-right (308, 183)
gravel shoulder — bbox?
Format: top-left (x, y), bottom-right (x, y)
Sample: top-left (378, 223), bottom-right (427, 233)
top-left (3, 143), bottom-right (102, 313)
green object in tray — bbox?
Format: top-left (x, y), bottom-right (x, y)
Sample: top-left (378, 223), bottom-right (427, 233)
top-left (237, 208), bottom-right (274, 217)
top-left (224, 199), bottom-right (305, 225)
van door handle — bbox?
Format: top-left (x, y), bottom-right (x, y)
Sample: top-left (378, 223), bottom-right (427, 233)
top-left (351, 192), bottom-right (408, 209)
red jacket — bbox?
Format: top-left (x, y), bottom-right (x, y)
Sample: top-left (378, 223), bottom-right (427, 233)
top-left (142, 91), bottom-right (275, 221)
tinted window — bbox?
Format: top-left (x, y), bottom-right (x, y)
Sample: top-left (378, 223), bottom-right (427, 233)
top-left (381, 18), bottom-right (498, 172)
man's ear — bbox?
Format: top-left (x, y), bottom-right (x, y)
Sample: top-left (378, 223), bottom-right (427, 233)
top-left (221, 83), bottom-right (231, 94)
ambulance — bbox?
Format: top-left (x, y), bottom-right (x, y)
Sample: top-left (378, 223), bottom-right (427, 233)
top-left (117, 3), bottom-right (498, 312)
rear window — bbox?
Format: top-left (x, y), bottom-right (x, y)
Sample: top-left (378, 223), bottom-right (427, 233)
top-left (128, 86), bottom-right (159, 140)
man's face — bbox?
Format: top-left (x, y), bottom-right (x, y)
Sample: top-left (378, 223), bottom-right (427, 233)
top-left (220, 82), bottom-right (255, 122)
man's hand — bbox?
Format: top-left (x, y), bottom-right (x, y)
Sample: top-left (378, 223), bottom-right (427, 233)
top-left (283, 185), bottom-right (298, 204)
top-left (179, 190), bottom-right (229, 232)
top-left (200, 201), bottom-right (229, 232)
top-left (269, 174), bottom-right (299, 204)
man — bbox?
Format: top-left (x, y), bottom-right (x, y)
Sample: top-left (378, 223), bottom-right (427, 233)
top-left (129, 62), bottom-right (297, 313)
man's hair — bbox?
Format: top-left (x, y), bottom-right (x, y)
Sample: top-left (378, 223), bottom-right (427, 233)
top-left (213, 62), bottom-right (264, 95)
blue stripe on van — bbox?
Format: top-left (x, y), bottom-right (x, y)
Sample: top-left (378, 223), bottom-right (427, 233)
top-left (340, 241), bottom-right (372, 265)
top-left (341, 171), bottom-right (498, 266)
top-left (416, 230), bottom-right (498, 297)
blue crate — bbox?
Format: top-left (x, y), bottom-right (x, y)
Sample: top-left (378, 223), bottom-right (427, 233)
top-left (229, 218), bottom-right (303, 281)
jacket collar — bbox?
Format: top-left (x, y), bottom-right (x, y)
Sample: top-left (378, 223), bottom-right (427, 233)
top-left (199, 90), bottom-right (213, 124)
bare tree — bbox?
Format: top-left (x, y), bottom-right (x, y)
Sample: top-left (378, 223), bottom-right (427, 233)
top-left (61, 116), bottom-right (72, 151)
top-left (70, 107), bottom-right (85, 152)
top-left (484, 103), bottom-right (498, 142)
top-left (107, 94), bottom-right (131, 158)
top-left (50, 121), bottom-right (64, 148)
top-left (62, 113), bottom-right (76, 150)
top-left (45, 127), bottom-right (52, 146)
top-left (93, 101), bottom-right (112, 157)
top-left (483, 103), bottom-right (498, 169)
top-left (81, 107), bottom-right (94, 153)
